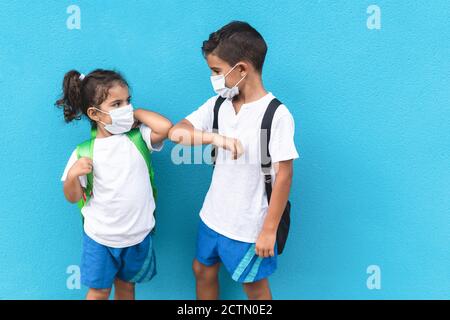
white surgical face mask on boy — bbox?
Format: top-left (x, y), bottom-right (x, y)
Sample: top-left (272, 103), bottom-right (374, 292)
top-left (210, 63), bottom-right (247, 99)
top-left (92, 104), bottom-right (135, 135)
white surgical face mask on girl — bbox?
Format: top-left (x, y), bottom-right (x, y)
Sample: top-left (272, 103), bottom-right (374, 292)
top-left (92, 104), bottom-right (135, 135)
top-left (210, 63), bottom-right (247, 99)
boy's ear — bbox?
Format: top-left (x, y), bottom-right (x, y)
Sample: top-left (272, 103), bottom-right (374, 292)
top-left (238, 61), bottom-right (249, 76)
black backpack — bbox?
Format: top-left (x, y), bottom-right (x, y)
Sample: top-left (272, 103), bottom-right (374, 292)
top-left (211, 96), bottom-right (291, 255)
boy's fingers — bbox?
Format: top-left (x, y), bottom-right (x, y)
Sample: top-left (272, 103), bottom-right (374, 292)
top-left (234, 139), bottom-right (242, 159)
top-left (233, 144), bottom-right (239, 159)
top-left (234, 140), bottom-right (239, 159)
top-left (235, 140), bottom-right (244, 158)
top-left (256, 247), bottom-right (267, 258)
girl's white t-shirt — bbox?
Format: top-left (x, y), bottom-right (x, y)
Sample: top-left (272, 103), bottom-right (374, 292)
top-left (61, 125), bottom-right (162, 248)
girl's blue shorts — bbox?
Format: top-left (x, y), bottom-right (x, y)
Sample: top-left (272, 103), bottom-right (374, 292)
top-left (81, 231), bottom-right (156, 289)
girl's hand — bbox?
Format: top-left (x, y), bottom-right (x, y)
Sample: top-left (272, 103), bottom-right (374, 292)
top-left (67, 157), bottom-right (93, 180)
top-left (131, 115), bottom-right (141, 129)
top-left (212, 133), bottom-right (244, 160)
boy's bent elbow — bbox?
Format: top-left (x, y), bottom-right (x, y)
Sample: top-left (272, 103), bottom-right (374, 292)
top-left (169, 122), bottom-right (191, 143)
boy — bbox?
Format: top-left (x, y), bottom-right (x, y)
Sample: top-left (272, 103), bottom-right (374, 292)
top-left (169, 21), bottom-right (299, 299)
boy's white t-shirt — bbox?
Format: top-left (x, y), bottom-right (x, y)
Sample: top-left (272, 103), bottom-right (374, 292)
top-left (61, 124), bottom-right (162, 248)
top-left (185, 92), bottom-right (299, 243)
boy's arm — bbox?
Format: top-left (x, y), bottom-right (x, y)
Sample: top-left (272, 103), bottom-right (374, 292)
top-left (169, 119), bottom-right (244, 159)
top-left (168, 119), bottom-right (216, 146)
top-left (255, 159), bottom-right (293, 258)
top-left (134, 109), bottom-right (173, 145)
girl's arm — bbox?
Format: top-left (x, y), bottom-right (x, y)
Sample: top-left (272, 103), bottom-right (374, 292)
top-left (134, 109), bottom-right (173, 145)
top-left (63, 157), bottom-right (92, 203)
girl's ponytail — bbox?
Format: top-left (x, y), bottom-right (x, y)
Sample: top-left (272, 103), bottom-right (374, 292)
top-left (55, 70), bottom-right (84, 123)
top-left (55, 69), bottom-right (129, 127)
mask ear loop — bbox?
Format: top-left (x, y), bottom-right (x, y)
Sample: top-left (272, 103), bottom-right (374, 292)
top-left (90, 107), bottom-right (109, 115)
top-left (224, 63), bottom-right (247, 88)
top-left (88, 107), bottom-right (109, 127)
top-left (233, 73), bottom-right (247, 88)
top-left (224, 63), bottom-right (240, 78)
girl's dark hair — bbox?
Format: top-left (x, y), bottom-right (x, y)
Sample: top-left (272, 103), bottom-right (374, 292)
top-left (55, 69), bottom-right (129, 127)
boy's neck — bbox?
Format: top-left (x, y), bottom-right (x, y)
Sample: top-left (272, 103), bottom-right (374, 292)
top-left (232, 74), bottom-right (268, 105)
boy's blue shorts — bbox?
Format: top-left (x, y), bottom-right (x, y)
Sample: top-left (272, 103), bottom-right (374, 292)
top-left (81, 231), bottom-right (156, 289)
top-left (195, 220), bottom-right (277, 283)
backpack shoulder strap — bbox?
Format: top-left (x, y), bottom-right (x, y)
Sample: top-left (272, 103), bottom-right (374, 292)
top-left (260, 98), bottom-right (283, 202)
top-left (126, 128), bottom-right (157, 200)
top-left (76, 136), bottom-right (95, 209)
top-left (126, 128), bottom-right (151, 166)
top-left (211, 96), bottom-right (226, 166)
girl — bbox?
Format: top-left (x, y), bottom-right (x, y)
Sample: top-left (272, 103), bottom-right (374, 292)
top-left (57, 69), bottom-right (172, 300)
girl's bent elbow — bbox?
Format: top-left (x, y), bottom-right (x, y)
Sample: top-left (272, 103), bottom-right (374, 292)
top-left (65, 193), bottom-right (81, 204)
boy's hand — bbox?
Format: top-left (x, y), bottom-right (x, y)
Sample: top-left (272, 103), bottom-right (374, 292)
top-left (255, 229), bottom-right (276, 258)
top-left (212, 133), bottom-right (244, 160)
top-left (67, 157), bottom-right (93, 180)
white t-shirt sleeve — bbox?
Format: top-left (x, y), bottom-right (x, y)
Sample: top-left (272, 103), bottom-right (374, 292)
top-left (60, 149), bottom-right (87, 188)
top-left (184, 96), bottom-right (216, 132)
top-left (268, 106), bottom-right (300, 163)
top-left (139, 124), bottom-right (164, 152)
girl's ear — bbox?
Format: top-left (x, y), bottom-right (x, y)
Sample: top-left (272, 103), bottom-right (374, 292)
top-left (87, 106), bottom-right (100, 122)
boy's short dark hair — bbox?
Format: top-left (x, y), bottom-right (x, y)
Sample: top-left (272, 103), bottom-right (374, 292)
top-left (202, 21), bottom-right (267, 73)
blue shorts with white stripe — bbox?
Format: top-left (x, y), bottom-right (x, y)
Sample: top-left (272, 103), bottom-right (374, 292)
top-left (195, 219), bottom-right (277, 283)
top-left (81, 231), bottom-right (156, 289)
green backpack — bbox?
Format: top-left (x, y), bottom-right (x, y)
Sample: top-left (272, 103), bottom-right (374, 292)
top-left (75, 127), bottom-right (157, 213)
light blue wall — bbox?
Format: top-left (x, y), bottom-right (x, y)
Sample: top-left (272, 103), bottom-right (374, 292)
top-left (0, 0), bottom-right (448, 299)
